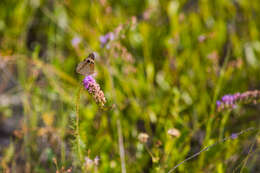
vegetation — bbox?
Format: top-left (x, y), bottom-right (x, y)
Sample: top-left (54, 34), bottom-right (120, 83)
top-left (0, 0), bottom-right (260, 172)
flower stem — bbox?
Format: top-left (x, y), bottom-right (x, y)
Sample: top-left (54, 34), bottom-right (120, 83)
top-left (75, 86), bottom-right (83, 164)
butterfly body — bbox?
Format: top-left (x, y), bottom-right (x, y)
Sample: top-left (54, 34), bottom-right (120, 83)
top-left (76, 53), bottom-right (96, 76)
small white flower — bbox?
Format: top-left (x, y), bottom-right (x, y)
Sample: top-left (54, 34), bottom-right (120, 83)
top-left (138, 133), bottom-right (149, 143)
top-left (167, 128), bottom-right (180, 137)
top-left (94, 156), bottom-right (100, 166)
top-left (85, 156), bottom-right (93, 167)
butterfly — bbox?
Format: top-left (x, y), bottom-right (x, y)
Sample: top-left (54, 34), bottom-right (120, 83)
top-left (76, 52), bottom-right (96, 76)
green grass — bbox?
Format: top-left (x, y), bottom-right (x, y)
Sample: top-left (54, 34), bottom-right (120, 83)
top-left (0, 0), bottom-right (260, 172)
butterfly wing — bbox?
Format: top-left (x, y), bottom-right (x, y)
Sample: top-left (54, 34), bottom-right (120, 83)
top-left (76, 52), bottom-right (96, 76)
top-left (88, 62), bottom-right (94, 75)
top-left (76, 59), bottom-right (95, 76)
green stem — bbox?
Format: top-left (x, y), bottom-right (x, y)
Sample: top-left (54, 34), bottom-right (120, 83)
top-left (75, 86), bottom-right (83, 165)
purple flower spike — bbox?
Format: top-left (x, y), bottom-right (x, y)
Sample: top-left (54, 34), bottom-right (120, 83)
top-left (217, 90), bottom-right (260, 112)
top-left (83, 75), bottom-right (106, 107)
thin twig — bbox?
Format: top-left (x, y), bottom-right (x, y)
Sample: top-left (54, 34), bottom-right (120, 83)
top-left (231, 140), bottom-right (256, 173)
top-left (168, 127), bottom-right (255, 173)
top-left (239, 129), bottom-right (260, 172)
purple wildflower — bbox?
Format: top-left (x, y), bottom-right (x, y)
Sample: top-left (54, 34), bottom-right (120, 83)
top-left (216, 90), bottom-right (260, 111)
top-left (83, 75), bottom-right (106, 107)
top-left (231, 133), bottom-right (238, 140)
top-left (99, 36), bottom-right (107, 46)
top-left (216, 100), bottom-right (221, 107)
top-left (99, 32), bottom-right (114, 47)
top-left (71, 36), bottom-right (82, 47)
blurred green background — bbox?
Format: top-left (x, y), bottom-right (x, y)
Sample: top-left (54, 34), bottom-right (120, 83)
top-left (0, 0), bottom-right (260, 172)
